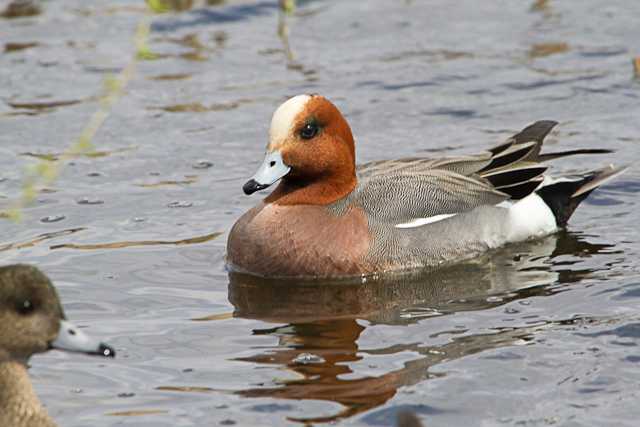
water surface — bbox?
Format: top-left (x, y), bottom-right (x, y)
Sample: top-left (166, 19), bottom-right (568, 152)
top-left (1, 0), bottom-right (640, 426)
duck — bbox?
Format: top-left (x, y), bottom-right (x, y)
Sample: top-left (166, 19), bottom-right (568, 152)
top-left (227, 94), bottom-right (625, 279)
top-left (0, 264), bottom-right (115, 427)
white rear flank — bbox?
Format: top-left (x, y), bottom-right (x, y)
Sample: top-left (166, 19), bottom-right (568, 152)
top-left (395, 214), bottom-right (457, 228)
top-left (505, 193), bottom-right (557, 242)
top-left (269, 94), bottom-right (311, 147)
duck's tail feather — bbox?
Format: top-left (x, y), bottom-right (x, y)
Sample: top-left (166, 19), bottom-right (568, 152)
top-left (538, 148), bottom-right (614, 162)
top-left (536, 165), bottom-right (627, 227)
top-left (478, 120), bottom-right (621, 202)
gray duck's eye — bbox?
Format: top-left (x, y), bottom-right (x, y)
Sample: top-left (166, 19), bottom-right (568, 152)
top-left (300, 123), bottom-right (319, 140)
top-left (17, 299), bottom-right (35, 315)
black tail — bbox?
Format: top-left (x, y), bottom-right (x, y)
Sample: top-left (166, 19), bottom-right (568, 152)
top-left (536, 165), bottom-right (627, 227)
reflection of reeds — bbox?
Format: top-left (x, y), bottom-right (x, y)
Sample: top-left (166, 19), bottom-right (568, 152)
top-left (2, 14), bottom-right (153, 221)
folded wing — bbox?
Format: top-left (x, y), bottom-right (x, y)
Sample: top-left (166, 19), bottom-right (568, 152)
top-left (353, 120), bottom-right (612, 224)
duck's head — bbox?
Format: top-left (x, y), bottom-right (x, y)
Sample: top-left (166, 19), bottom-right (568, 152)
top-left (243, 94), bottom-right (357, 205)
top-left (0, 264), bottom-right (115, 363)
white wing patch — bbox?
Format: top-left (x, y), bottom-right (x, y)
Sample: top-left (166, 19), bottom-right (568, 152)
top-left (395, 214), bottom-right (457, 228)
top-left (269, 94), bottom-right (311, 148)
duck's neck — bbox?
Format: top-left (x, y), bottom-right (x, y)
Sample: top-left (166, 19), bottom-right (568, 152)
top-left (266, 174), bottom-right (357, 206)
top-left (0, 359), bottom-right (56, 427)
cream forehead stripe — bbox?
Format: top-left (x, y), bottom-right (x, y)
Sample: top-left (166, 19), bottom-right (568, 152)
top-left (269, 94), bottom-right (311, 148)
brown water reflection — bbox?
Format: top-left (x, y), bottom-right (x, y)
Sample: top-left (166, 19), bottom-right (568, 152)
top-left (222, 232), bottom-right (615, 423)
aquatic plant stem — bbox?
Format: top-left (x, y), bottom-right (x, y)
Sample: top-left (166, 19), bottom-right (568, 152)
top-left (2, 14), bottom-right (153, 222)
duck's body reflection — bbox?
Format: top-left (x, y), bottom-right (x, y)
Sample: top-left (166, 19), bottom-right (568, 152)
top-left (225, 232), bottom-right (614, 423)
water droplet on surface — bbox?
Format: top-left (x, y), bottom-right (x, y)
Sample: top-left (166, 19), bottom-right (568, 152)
top-left (133, 217), bottom-right (146, 222)
top-left (193, 160), bottom-right (214, 169)
top-left (487, 296), bottom-right (503, 303)
top-left (292, 353), bottom-right (325, 365)
top-left (77, 197), bottom-right (104, 205)
top-left (168, 201), bottom-right (193, 208)
top-left (519, 300), bottom-right (531, 306)
top-left (505, 307), bottom-right (520, 314)
top-left (71, 388), bottom-right (83, 394)
top-left (41, 215), bottom-right (65, 223)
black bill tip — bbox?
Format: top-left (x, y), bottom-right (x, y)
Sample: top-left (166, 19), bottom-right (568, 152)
top-left (243, 179), bottom-right (269, 195)
top-left (97, 343), bottom-right (116, 358)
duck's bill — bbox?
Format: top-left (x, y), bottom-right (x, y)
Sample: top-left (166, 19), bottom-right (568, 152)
top-left (50, 320), bottom-right (115, 357)
top-left (243, 150), bottom-right (291, 195)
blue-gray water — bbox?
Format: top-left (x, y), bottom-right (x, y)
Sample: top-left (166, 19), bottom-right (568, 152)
top-left (1, 0), bottom-right (640, 425)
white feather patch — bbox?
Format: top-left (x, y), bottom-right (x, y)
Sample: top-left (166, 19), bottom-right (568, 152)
top-left (506, 193), bottom-right (557, 242)
top-left (269, 94), bottom-right (311, 147)
top-left (395, 214), bottom-right (457, 228)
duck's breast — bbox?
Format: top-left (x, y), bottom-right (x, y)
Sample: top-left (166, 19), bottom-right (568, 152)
top-left (227, 202), bottom-right (372, 278)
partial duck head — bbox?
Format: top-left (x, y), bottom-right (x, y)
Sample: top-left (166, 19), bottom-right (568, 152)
top-left (243, 94), bottom-right (357, 205)
top-left (0, 264), bottom-right (115, 363)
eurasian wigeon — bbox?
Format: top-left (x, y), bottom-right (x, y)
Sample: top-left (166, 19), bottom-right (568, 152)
top-left (0, 264), bottom-right (114, 427)
top-left (227, 94), bottom-right (624, 279)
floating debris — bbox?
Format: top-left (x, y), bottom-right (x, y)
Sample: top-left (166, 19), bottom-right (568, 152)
top-left (193, 160), bottom-right (213, 169)
top-left (107, 409), bottom-right (169, 417)
top-left (40, 215), bottom-right (65, 223)
top-left (50, 231), bottom-right (221, 250)
top-left (530, 0), bottom-right (549, 12)
top-left (167, 201), bottom-right (193, 208)
top-left (77, 197), bottom-right (104, 205)
top-left (4, 41), bottom-right (39, 53)
top-left (213, 31), bottom-right (227, 48)
top-left (634, 57), bottom-right (640, 79)
top-left (0, 227), bottom-right (85, 252)
top-left (1, 0), bottom-right (41, 18)
top-left (156, 102), bottom-right (209, 113)
top-left (146, 0), bottom-right (195, 13)
top-left (156, 385), bottom-right (215, 393)
top-left (292, 353), bottom-right (325, 365)
top-left (8, 99), bottom-right (83, 111)
top-left (529, 42), bottom-right (569, 58)
top-left (152, 102), bottom-right (241, 113)
top-left (20, 146), bottom-right (136, 161)
top-left (117, 392), bottom-right (135, 398)
top-left (139, 176), bottom-right (197, 188)
top-left (149, 73), bottom-right (192, 81)
top-left (191, 312), bottom-right (233, 321)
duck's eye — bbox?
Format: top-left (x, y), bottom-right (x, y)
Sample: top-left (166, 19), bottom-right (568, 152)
top-left (300, 123), bottom-right (319, 140)
top-left (17, 299), bottom-right (35, 315)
